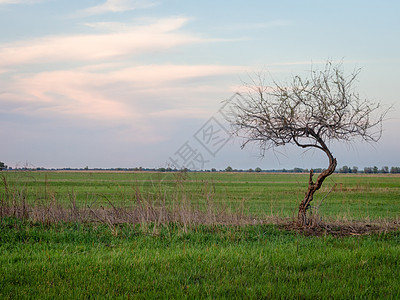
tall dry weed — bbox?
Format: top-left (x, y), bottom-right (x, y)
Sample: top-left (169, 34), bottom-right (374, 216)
top-left (0, 172), bottom-right (266, 231)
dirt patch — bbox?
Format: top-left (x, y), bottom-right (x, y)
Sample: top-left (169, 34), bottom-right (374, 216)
top-left (282, 220), bottom-right (400, 237)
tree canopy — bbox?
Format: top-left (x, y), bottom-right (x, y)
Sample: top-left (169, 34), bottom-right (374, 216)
top-left (225, 61), bottom-right (389, 225)
top-left (228, 62), bottom-right (386, 157)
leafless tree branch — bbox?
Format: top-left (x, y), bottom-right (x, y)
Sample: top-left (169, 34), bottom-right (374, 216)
top-left (224, 61), bottom-right (391, 226)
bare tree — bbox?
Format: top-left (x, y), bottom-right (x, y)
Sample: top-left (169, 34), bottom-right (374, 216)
top-left (226, 61), bottom-right (389, 226)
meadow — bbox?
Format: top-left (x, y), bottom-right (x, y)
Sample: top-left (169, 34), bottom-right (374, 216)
top-left (2, 170), bottom-right (400, 220)
top-left (1, 171), bottom-right (400, 299)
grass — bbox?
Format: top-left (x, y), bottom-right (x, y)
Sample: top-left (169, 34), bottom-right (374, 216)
top-left (1, 217), bottom-right (400, 299)
top-left (2, 171), bottom-right (400, 220)
top-left (1, 171), bottom-right (400, 298)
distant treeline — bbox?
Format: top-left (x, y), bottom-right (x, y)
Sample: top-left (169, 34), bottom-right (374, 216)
top-left (223, 166), bottom-right (400, 174)
top-left (2, 165), bottom-right (400, 174)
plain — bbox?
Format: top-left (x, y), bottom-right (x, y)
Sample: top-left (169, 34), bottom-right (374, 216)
top-left (1, 171), bottom-right (399, 299)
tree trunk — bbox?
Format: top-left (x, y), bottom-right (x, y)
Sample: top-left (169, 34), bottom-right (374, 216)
top-left (297, 157), bottom-right (337, 226)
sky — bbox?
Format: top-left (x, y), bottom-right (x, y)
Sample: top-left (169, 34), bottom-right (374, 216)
top-left (1, 0), bottom-right (399, 170)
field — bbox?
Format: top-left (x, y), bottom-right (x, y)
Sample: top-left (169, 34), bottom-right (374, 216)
top-left (2, 171), bottom-right (400, 220)
top-left (1, 171), bottom-right (400, 298)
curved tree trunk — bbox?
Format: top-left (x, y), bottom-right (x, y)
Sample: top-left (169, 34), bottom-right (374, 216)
top-left (297, 156), bottom-right (337, 226)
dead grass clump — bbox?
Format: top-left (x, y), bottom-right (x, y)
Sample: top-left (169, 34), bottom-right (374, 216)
top-left (284, 214), bottom-right (400, 237)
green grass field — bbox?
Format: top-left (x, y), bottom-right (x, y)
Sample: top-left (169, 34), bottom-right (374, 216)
top-left (1, 171), bottom-right (400, 299)
top-left (2, 171), bottom-right (400, 220)
top-left (1, 218), bottom-right (400, 299)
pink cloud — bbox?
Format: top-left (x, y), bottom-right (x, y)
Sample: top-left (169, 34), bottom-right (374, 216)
top-left (0, 15), bottom-right (247, 144)
top-left (77, 0), bottom-right (156, 16)
top-left (0, 18), bottom-right (200, 68)
top-left (2, 64), bottom-right (245, 121)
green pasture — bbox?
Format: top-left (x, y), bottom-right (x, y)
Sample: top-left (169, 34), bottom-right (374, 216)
top-left (1, 218), bottom-right (400, 299)
top-left (1, 171), bottom-right (399, 220)
top-left (1, 172), bottom-right (400, 299)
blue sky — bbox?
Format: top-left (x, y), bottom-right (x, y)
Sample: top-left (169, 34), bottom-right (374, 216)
top-left (1, 0), bottom-right (399, 170)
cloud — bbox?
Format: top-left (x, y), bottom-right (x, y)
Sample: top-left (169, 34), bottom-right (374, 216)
top-left (0, 18), bottom-right (203, 68)
top-left (82, 21), bottom-right (134, 32)
top-left (0, 63), bottom-right (243, 144)
top-left (3, 64), bottom-right (243, 116)
top-left (0, 0), bottom-right (42, 4)
top-left (77, 0), bottom-right (156, 16)
top-left (0, 63), bottom-right (244, 146)
top-left (0, 16), bottom-right (245, 144)
top-left (2, 71), bottom-right (132, 121)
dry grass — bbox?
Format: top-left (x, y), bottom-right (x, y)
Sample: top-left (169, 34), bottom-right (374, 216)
top-left (0, 173), bottom-right (270, 234)
top-left (1, 172), bottom-right (399, 236)
top-left (284, 212), bottom-right (400, 237)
